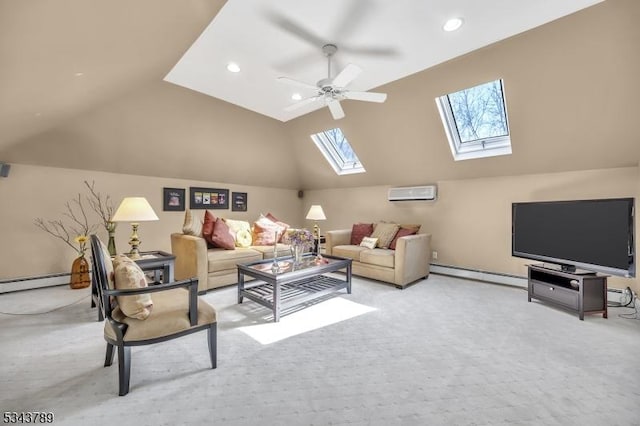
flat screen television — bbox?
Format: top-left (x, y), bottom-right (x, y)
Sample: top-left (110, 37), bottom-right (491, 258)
top-left (512, 198), bottom-right (635, 277)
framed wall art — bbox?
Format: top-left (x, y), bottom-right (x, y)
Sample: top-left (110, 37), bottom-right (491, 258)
top-left (232, 192), bottom-right (247, 212)
top-left (189, 187), bottom-right (229, 209)
top-left (163, 187), bottom-right (185, 211)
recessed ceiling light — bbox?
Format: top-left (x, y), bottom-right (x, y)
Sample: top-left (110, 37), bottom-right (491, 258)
top-left (34, 112), bottom-right (42, 117)
top-left (74, 72), bottom-right (84, 77)
top-left (291, 93), bottom-right (302, 101)
top-left (443, 17), bottom-right (463, 32)
top-left (226, 62), bottom-right (240, 73)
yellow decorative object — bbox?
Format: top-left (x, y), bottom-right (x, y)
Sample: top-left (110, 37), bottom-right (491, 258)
top-left (236, 229), bottom-right (252, 248)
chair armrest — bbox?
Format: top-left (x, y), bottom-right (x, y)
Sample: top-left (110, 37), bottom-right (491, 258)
top-left (394, 233), bottom-right (431, 287)
top-left (171, 233), bottom-right (208, 293)
top-left (105, 278), bottom-right (199, 326)
top-left (325, 229), bottom-right (352, 255)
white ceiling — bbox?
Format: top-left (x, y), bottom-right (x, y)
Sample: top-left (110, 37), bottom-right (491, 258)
top-left (164, 0), bottom-right (603, 122)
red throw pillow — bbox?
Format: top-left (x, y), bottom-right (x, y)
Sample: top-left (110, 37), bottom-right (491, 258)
top-left (202, 211), bottom-right (216, 242)
top-left (210, 218), bottom-right (236, 250)
top-left (350, 223), bottom-right (374, 245)
top-left (389, 227), bottom-right (418, 250)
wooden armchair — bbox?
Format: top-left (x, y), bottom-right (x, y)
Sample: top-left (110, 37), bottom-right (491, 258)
top-left (89, 235), bottom-right (217, 396)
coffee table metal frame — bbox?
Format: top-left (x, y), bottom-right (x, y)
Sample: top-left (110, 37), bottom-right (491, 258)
top-left (237, 254), bottom-right (352, 322)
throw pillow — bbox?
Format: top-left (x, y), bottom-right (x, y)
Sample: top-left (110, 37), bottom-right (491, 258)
top-left (389, 227), bottom-right (419, 250)
top-left (182, 209), bottom-right (203, 237)
top-left (266, 213), bottom-right (290, 242)
top-left (112, 255), bottom-right (153, 320)
top-left (210, 218), bottom-right (236, 250)
top-left (360, 237), bottom-right (378, 250)
top-left (202, 211), bottom-right (216, 245)
top-left (224, 218), bottom-right (252, 246)
top-left (252, 215), bottom-right (288, 245)
top-left (350, 223), bottom-right (374, 245)
top-left (236, 229), bottom-right (253, 248)
top-left (371, 222), bottom-right (400, 249)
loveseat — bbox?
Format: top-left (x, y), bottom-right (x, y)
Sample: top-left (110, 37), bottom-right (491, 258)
top-left (171, 210), bottom-right (299, 293)
top-left (325, 225), bottom-right (431, 289)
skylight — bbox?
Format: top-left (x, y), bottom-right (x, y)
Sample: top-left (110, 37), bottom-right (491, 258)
top-left (310, 128), bottom-right (365, 175)
top-left (436, 79), bottom-right (511, 161)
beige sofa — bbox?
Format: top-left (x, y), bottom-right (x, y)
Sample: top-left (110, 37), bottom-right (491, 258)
top-left (171, 233), bottom-right (292, 293)
top-left (325, 229), bottom-right (431, 288)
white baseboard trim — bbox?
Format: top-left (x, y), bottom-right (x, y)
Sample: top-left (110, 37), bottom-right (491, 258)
top-left (431, 264), bottom-right (528, 288)
top-left (0, 273), bottom-right (70, 293)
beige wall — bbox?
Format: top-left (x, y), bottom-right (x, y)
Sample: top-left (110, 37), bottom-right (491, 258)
top-left (303, 166), bottom-right (639, 293)
top-left (0, 164), bottom-right (301, 280)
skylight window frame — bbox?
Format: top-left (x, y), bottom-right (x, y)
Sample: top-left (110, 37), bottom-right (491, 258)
top-left (310, 128), bottom-right (365, 175)
top-left (436, 79), bottom-right (512, 161)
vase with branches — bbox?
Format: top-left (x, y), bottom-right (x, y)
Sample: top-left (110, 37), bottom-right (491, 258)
top-left (35, 194), bottom-right (98, 289)
top-left (84, 180), bottom-right (117, 255)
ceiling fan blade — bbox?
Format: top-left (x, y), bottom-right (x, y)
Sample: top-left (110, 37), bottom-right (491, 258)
top-left (327, 99), bottom-right (345, 120)
top-left (332, 64), bottom-right (362, 88)
top-left (284, 96), bottom-right (322, 112)
top-left (340, 45), bottom-right (400, 57)
top-left (332, 0), bottom-right (371, 40)
top-left (277, 77), bottom-right (318, 91)
top-left (343, 91), bottom-right (387, 103)
top-left (265, 11), bottom-right (325, 48)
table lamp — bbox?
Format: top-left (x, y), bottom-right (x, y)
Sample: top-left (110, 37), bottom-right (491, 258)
top-left (306, 205), bottom-right (326, 257)
top-left (112, 197), bottom-right (159, 259)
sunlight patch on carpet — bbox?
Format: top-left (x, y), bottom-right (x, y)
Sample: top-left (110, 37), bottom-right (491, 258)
top-left (238, 298), bottom-right (376, 344)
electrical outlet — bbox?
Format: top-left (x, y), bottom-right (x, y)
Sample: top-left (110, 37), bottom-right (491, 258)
top-left (432, 251), bottom-right (438, 260)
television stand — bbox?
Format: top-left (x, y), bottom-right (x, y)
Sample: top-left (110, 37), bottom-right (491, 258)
top-left (527, 264), bottom-right (608, 320)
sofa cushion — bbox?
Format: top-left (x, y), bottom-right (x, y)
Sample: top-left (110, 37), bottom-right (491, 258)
top-left (350, 223), bottom-right (374, 245)
top-left (332, 245), bottom-right (369, 262)
top-left (251, 243), bottom-right (291, 259)
top-left (182, 209), bottom-right (203, 237)
top-left (360, 248), bottom-right (395, 268)
top-left (202, 211), bottom-right (217, 246)
top-left (223, 218), bottom-right (252, 246)
top-left (236, 229), bottom-right (252, 248)
top-left (390, 227), bottom-right (419, 250)
top-left (371, 223), bottom-right (400, 249)
top-left (112, 255), bottom-right (153, 320)
top-left (359, 236), bottom-right (378, 249)
top-left (252, 215), bottom-right (287, 245)
top-left (210, 218), bottom-right (236, 250)
top-left (207, 248), bottom-right (261, 272)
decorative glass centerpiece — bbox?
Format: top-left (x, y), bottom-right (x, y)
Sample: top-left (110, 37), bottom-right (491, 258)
top-left (284, 228), bottom-right (314, 265)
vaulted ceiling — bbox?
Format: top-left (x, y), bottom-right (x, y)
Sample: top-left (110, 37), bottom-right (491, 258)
top-left (1, 0), bottom-right (638, 190)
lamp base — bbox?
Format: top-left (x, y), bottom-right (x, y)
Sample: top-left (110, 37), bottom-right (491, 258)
top-left (127, 223), bottom-right (142, 259)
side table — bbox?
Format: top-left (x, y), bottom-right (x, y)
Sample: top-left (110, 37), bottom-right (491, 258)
top-left (91, 250), bottom-right (176, 321)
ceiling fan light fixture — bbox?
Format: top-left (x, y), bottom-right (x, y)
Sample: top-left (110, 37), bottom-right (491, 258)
top-left (443, 17), bottom-right (464, 32)
top-left (226, 62), bottom-right (241, 73)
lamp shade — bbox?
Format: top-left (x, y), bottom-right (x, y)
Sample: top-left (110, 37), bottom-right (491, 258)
top-left (306, 205), bottom-right (326, 221)
top-left (112, 197), bottom-right (159, 222)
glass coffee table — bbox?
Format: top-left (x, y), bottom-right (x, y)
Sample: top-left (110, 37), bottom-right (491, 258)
top-left (237, 254), bottom-right (352, 322)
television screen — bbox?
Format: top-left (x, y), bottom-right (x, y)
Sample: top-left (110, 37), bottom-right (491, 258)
top-left (512, 198), bottom-right (635, 277)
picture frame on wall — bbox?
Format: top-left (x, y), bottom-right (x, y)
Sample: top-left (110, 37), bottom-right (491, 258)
top-left (163, 187), bottom-right (185, 211)
top-left (189, 187), bottom-right (229, 209)
top-left (232, 192), bottom-right (248, 212)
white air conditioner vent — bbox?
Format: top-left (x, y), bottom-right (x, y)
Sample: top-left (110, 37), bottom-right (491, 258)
top-left (388, 185), bottom-right (437, 201)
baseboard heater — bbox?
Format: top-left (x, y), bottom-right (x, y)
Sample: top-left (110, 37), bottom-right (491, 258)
top-left (0, 272), bottom-right (70, 294)
top-left (430, 263), bottom-right (528, 288)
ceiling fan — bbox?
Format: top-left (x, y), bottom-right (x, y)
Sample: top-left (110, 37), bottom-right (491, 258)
top-left (278, 44), bottom-right (387, 120)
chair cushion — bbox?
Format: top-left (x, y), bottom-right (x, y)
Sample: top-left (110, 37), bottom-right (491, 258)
top-left (105, 288), bottom-right (216, 342)
top-left (112, 255), bottom-right (153, 320)
top-left (350, 223), bottom-right (374, 245)
top-left (360, 248), bottom-right (395, 268)
top-left (371, 223), bottom-right (400, 249)
top-left (332, 245), bottom-right (368, 261)
top-left (97, 239), bottom-right (115, 289)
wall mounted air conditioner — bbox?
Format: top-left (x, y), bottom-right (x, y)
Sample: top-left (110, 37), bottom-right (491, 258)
top-left (388, 185), bottom-right (437, 201)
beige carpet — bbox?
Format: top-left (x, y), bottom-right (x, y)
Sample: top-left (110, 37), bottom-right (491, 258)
top-left (1, 274), bottom-right (639, 425)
